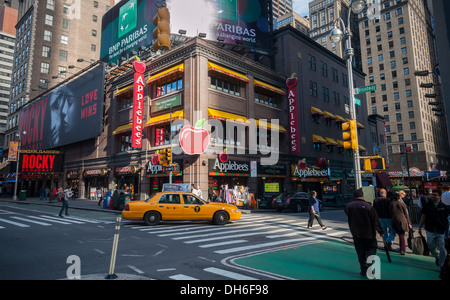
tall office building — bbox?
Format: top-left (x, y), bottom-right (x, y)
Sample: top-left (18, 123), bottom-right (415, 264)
top-left (0, 1), bottom-right (18, 146)
top-left (309, 0), bottom-right (362, 70)
top-left (5, 0), bottom-right (110, 147)
top-left (359, 0), bottom-right (450, 172)
top-left (272, 0), bottom-right (293, 21)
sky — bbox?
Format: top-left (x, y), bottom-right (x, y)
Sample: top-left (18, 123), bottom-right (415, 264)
top-left (293, 0), bottom-right (310, 18)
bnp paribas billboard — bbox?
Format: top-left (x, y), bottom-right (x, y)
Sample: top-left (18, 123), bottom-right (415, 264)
top-left (100, 0), bottom-right (157, 64)
top-left (100, 0), bottom-right (271, 64)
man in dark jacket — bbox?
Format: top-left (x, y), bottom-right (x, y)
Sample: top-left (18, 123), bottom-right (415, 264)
top-left (373, 189), bottom-right (395, 249)
top-left (345, 188), bottom-right (384, 276)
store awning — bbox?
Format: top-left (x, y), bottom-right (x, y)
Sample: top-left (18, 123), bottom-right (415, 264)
top-left (334, 115), bottom-right (346, 123)
top-left (323, 111), bottom-right (336, 119)
top-left (325, 137), bottom-right (338, 145)
top-left (311, 106), bottom-right (324, 115)
top-left (336, 140), bottom-right (345, 148)
top-left (146, 110), bottom-right (184, 127)
top-left (147, 63), bottom-right (184, 84)
top-left (357, 122), bottom-right (365, 129)
top-left (254, 79), bottom-right (285, 95)
top-left (359, 145), bottom-right (367, 152)
top-left (113, 123), bottom-right (132, 135)
top-left (312, 134), bottom-right (326, 144)
top-left (114, 84), bottom-right (134, 97)
top-left (255, 119), bottom-right (287, 133)
top-left (208, 108), bottom-right (250, 125)
top-left (208, 62), bottom-right (250, 83)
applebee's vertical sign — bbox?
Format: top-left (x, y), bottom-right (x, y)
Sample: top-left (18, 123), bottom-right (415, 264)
top-left (132, 58), bottom-right (146, 148)
top-left (287, 73), bottom-right (300, 154)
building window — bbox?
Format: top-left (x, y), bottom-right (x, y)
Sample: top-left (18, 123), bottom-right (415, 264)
top-left (62, 19), bottom-right (70, 30)
top-left (44, 30), bottom-right (52, 41)
top-left (61, 34), bottom-right (69, 45)
top-left (45, 14), bottom-right (53, 26)
top-left (40, 62), bottom-right (50, 74)
top-left (119, 134), bottom-right (138, 152)
top-left (42, 46), bottom-right (51, 58)
top-left (153, 75), bottom-right (183, 98)
top-left (59, 50), bottom-right (68, 61)
top-left (46, 0), bottom-right (55, 10)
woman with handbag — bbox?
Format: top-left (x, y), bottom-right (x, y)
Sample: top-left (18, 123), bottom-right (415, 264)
top-left (390, 192), bottom-right (413, 255)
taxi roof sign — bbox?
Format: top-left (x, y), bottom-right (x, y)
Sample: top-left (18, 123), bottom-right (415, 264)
top-left (162, 183), bottom-right (190, 192)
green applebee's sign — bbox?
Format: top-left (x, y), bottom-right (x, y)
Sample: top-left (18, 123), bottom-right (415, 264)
top-left (100, 0), bottom-right (157, 65)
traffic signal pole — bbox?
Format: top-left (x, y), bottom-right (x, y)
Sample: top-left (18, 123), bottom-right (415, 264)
top-left (341, 15), bottom-right (363, 190)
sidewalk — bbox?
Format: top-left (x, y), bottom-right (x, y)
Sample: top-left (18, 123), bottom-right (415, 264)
top-left (0, 196), bottom-right (121, 214)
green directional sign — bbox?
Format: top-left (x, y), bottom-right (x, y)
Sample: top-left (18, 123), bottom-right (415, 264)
top-left (354, 84), bottom-right (376, 94)
top-left (355, 98), bottom-right (361, 106)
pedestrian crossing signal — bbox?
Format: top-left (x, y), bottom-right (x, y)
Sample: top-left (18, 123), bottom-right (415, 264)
top-left (361, 157), bottom-right (385, 172)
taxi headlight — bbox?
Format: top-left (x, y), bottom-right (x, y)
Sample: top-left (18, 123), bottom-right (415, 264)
top-left (231, 208), bottom-right (240, 213)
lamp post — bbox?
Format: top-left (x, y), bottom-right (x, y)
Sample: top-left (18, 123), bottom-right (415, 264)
top-left (13, 130), bottom-right (27, 200)
top-left (329, 0), bottom-right (367, 190)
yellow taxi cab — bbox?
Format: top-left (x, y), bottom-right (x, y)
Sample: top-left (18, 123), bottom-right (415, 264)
top-left (122, 191), bottom-right (241, 226)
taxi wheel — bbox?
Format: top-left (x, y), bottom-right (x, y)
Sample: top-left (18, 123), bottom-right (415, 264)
top-left (144, 211), bottom-right (161, 226)
top-left (213, 211), bottom-right (229, 225)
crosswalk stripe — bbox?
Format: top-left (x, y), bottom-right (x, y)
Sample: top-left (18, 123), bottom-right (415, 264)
top-left (156, 222), bottom-right (272, 237)
top-left (0, 217), bottom-right (30, 228)
top-left (170, 274), bottom-right (198, 280)
top-left (10, 216), bottom-right (52, 226)
top-left (38, 215), bottom-right (85, 224)
top-left (214, 230), bottom-right (350, 254)
top-left (64, 216), bottom-right (100, 224)
top-left (28, 216), bottom-right (73, 225)
top-left (204, 267), bottom-right (257, 280)
top-left (199, 240), bottom-right (248, 248)
top-left (175, 225), bottom-right (278, 242)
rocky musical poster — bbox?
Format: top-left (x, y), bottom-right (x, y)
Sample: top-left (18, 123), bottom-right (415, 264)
top-left (18, 64), bottom-right (105, 150)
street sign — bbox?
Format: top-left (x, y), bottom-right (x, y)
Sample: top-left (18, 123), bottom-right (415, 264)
top-left (354, 84), bottom-right (376, 94)
top-left (355, 98), bottom-right (361, 106)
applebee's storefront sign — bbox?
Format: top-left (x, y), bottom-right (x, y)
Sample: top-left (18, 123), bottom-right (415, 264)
top-left (131, 58), bottom-right (146, 148)
top-left (291, 165), bottom-right (328, 177)
top-left (287, 74), bottom-right (300, 154)
top-left (209, 158), bottom-right (249, 173)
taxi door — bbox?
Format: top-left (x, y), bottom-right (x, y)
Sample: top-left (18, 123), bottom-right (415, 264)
top-left (157, 194), bottom-right (183, 220)
top-left (182, 194), bottom-right (211, 220)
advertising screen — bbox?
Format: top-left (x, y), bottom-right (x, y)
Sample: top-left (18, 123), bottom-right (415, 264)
top-left (100, 0), bottom-right (158, 64)
top-left (19, 151), bottom-right (63, 173)
top-left (18, 64), bottom-right (105, 150)
top-left (168, 0), bottom-right (271, 49)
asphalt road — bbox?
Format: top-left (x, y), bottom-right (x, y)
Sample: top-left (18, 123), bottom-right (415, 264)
top-left (0, 202), bottom-right (351, 280)
top-left (0, 202), bottom-right (440, 282)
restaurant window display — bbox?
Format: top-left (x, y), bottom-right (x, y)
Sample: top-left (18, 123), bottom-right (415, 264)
top-left (146, 160), bottom-right (183, 193)
top-left (115, 166), bottom-right (140, 200)
top-left (208, 158), bottom-right (253, 207)
top-left (83, 169), bottom-right (109, 200)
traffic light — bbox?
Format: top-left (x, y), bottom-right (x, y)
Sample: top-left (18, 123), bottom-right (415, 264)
top-left (361, 157), bottom-right (386, 172)
top-left (159, 149), bottom-right (167, 166)
top-left (166, 148), bottom-right (172, 164)
top-left (152, 6), bottom-right (171, 51)
top-left (342, 119), bottom-right (358, 150)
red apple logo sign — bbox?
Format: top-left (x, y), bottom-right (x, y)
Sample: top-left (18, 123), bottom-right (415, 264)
top-left (179, 119), bottom-right (210, 155)
top-left (219, 149), bottom-right (228, 163)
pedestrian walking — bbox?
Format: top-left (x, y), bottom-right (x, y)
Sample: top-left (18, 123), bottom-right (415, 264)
top-left (191, 184), bottom-right (199, 197)
top-left (373, 188), bottom-right (396, 249)
top-left (196, 185), bottom-right (203, 200)
top-left (45, 186), bottom-right (50, 201)
top-left (59, 186), bottom-right (73, 217)
top-left (345, 188), bottom-right (384, 276)
top-left (51, 187), bottom-right (57, 203)
top-left (419, 188), bottom-right (433, 210)
top-left (39, 186), bottom-right (45, 200)
top-left (418, 190), bottom-right (450, 268)
top-left (390, 192), bottom-right (413, 255)
top-left (307, 191), bottom-right (326, 230)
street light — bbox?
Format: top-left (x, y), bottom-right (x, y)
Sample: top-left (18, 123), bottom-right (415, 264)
top-left (329, 0), bottom-right (367, 189)
top-left (13, 130), bottom-right (27, 200)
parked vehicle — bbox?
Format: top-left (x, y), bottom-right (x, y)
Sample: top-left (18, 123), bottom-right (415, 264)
top-left (272, 192), bottom-right (323, 213)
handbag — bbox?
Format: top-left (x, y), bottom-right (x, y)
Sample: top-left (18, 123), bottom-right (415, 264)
top-left (409, 229), bottom-right (430, 256)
